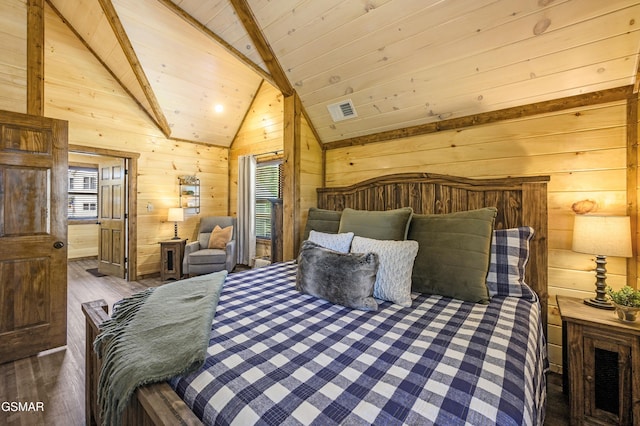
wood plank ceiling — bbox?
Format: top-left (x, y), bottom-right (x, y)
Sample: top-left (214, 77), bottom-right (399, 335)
top-left (47, 0), bottom-right (640, 147)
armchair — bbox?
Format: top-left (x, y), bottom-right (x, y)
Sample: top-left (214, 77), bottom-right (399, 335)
top-left (183, 216), bottom-right (237, 276)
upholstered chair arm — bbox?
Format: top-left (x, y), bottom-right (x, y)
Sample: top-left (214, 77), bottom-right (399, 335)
top-left (182, 241), bottom-right (201, 275)
top-left (225, 239), bottom-right (237, 272)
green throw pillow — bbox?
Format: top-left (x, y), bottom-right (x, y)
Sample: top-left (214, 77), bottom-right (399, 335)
top-left (338, 207), bottom-right (413, 241)
top-left (303, 208), bottom-right (343, 240)
top-left (407, 207), bottom-right (497, 303)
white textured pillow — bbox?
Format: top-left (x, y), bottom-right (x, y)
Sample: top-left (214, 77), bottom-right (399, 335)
top-left (350, 236), bottom-right (419, 307)
top-left (308, 230), bottom-right (354, 253)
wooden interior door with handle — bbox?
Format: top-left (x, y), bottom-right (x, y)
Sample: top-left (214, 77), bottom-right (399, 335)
top-left (0, 110), bottom-right (68, 363)
top-left (97, 158), bottom-right (126, 278)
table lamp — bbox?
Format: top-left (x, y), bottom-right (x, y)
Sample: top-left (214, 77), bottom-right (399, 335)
top-left (572, 214), bottom-right (632, 309)
top-left (167, 208), bottom-right (184, 240)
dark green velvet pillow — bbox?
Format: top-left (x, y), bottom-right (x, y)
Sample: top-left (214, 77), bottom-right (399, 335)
top-left (338, 207), bottom-right (413, 241)
top-left (303, 208), bottom-right (343, 240)
top-left (407, 207), bottom-right (497, 303)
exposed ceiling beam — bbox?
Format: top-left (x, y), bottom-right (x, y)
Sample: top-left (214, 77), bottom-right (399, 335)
top-left (156, 0), bottom-right (273, 85)
top-left (97, 0), bottom-right (172, 138)
top-left (324, 86), bottom-right (635, 150)
top-left (229, 0), bottom-right (293, 97)
top-left (46, 0), bottom-right (167, 135)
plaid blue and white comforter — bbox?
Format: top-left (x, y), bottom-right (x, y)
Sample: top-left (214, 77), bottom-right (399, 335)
top-left (170, 261), bottom-right (548, 426)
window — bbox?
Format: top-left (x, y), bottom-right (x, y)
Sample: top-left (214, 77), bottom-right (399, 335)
top-left (83, 176), bottom-right (97, 189)
top-left (68, 166), bottom-right (99, 220)
top-left (255, 161), bottom-right (282, 239)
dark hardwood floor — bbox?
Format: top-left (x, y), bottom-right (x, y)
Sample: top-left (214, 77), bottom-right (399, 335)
top-left (0, 259), bottom-right (569, 425)
top-left (545, 370), bottom-right (570, 426)
top-left (0, 259), bottom-right (163, 426)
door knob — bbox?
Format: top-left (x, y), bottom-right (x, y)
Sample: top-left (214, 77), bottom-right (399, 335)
top-left (53, 241), bottom-right (65, 249)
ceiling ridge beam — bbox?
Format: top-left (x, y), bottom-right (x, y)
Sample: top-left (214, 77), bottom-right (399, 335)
top-left (45, 0), bottom-right (167, 135)
top-left (97, 0), bottom-right (172, 138)
top-left (324, 86), bottom-right (635, 150)
top-left (229, 0), bottom-right (294, 97)
top-left (155, 0), bottom-right (273, 84)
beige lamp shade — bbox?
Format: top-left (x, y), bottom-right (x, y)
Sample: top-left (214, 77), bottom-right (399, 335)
top-left (572, 215), bottom-right (632, 258)
top-left (167, 207), bottom-right (184, 223)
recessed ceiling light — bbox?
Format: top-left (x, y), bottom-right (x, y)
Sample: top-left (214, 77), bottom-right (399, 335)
top-left (214, 104), bottom-right (223, 113)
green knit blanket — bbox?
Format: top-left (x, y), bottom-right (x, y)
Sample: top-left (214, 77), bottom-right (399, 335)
top-left (94, 270), bottom-right (227, 426)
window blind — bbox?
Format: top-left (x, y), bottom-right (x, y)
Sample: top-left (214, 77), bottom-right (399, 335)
top-left (255, 161), bottom-right (282, 238)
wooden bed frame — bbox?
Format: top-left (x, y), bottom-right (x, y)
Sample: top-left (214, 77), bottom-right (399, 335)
top-left (83, 172), bottom-right (549, 426)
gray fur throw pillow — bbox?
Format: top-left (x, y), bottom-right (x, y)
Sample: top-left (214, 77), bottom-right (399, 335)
top-left (296, 240), bottom-right (379, 311)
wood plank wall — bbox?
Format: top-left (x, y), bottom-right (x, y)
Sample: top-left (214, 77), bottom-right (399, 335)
top-left (0, 0), bottom-right (27, 112)
top-left (43, 5), bottom-right (228, 277)
top-left (325, 100), bottom-right (630, 373)
top-left (67, 222), bottom-right (99, 259)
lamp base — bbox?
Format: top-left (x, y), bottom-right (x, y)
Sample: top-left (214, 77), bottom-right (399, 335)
top-left (583, 297), bottom-right (615, 310)
top-left (582, 254), bottom-right (615, 310)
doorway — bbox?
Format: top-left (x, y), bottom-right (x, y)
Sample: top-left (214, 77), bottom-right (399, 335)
top-left (68, 144), bottom-right (139, 281)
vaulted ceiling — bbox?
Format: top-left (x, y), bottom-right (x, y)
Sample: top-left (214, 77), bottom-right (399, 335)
top-left (47, 0), bottom-right (640, 147)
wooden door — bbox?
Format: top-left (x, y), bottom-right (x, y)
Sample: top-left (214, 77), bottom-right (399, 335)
top-left (97, 158), bottom-right (126, 278)
top-left (0, 110), bottom-right (68, 364)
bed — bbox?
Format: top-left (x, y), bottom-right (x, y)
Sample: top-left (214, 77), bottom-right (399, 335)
top-left (83, 172), bottom-right (550, 426)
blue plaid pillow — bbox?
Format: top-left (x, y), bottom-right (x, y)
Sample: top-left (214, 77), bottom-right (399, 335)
top-left (486, 227), bottom-right (535, 300)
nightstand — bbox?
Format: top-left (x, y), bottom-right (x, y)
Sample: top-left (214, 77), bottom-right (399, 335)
top-left (557, 295), bottom-right (640, 425)
top-left (160, 239), bottom-right (187, 281)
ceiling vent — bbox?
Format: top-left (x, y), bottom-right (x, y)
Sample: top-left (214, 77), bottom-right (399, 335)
top-left (327, 99), bottom-right (358, 122)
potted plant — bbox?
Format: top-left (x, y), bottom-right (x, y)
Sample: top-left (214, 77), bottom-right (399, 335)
top-left (606, 285), bottom-right (640, 322)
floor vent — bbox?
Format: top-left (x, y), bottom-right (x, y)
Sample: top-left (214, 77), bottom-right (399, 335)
top-left (327, 99), bottom-right (358, 122)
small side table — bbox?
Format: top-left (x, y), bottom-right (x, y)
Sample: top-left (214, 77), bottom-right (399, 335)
top-left (557, 295), bottom-right (640, 425)
top-left (160, 239), bottom-right (187, 281)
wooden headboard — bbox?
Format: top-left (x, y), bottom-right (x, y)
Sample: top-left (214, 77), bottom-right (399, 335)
top-left (317, 172), bottom-right (550, 330)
